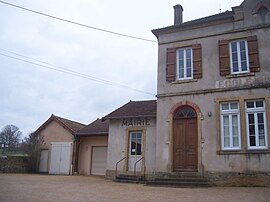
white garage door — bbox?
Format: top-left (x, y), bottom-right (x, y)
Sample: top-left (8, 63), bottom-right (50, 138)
top-left (91, 146), bottom-right (107, 175)
top-left (49, 142), bottom-right (72, 175)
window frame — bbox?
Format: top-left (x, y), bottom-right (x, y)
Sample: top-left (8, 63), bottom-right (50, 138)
top-left (229, 40), bottom-right (250, 74)
top-left (220, 102), bottom-right (241, 150)
top-left (176, 47), bottom-right (193, 80)
top-left (245, 100), bottom-right (268, 150)
top-left (129, 131), bottom-right (142, 156)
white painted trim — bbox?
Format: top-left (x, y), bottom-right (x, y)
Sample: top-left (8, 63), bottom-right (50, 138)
top-left (229, 40), bottom-right (250, 74)
top-left (176, 47), bottom-right (193, 80)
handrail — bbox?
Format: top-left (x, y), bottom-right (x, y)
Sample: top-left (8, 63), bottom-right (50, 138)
top-left (115, 157), bottom-right (126, 179)
top-left (134, 157), bottom-right (144, 177)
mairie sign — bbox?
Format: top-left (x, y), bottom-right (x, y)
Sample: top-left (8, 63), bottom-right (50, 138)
top-left (121, 118), bottom-right (151, 127)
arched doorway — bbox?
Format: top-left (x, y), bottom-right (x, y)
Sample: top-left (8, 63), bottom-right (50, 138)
top-left (173, 106), bottom-right (198, 172)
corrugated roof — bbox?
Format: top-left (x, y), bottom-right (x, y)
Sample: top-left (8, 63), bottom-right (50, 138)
top-left (34, 114), bottom-right (86, 135)
top-left (103, 100), bottom-right (157, 119)
top-left (76, 119), bottom-right (109, 136)
top-left (152, 11), bottom-right (234, 37)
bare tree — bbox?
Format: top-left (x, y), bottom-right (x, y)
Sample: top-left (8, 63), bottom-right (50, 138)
top-left (21, 132), bottom-right (44, 172)
top-left (0, 125), bottom-right (22, 154)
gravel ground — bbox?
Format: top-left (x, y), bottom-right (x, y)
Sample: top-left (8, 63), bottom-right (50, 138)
top-left (0, 174), bottom-right (269, 202)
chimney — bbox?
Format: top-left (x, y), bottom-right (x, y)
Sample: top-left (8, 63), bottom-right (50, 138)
top-left (174, 4), bottom-right (183, 25)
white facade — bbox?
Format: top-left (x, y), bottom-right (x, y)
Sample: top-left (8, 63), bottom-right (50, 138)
top-left (106, 117), bottom-right (156, 176)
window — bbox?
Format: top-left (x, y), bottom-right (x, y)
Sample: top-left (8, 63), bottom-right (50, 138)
top-left (174, 106), bottom-right (196, 118)
top-left (230, 40), bottom-right (249, 74)
top-left (166, 44), bottom-right (202, 82)
top-left (130, 131), bottom-right (142, 155)
top-left (220, 102), bottom-right (241, 150)
top-left (246, 100), bottom-right (268, 149)
top-left (177, 48), bottom-right (193, 80)
top-left (219, 36), bottom-right (260, 76)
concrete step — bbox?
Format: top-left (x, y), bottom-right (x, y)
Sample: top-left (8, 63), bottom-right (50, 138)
top-left (114, 174), bottom-right (145, 184)
top-left (146, 180), bottom-right (210, 188)
top-left (145, 173), bottom-right (211, 188)
top-left (113, 173), bottom-right (212, 188)
top-left (151, 177), bottom-right (208, 183)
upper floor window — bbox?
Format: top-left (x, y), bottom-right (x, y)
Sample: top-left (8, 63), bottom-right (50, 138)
top-left (230, 40), bottom-right (249, 74)
top-left (219, 36), bottom-right (260, 76)
top-left (220, 102), bottom-right (241, 150)
top-left (177, 48), bottom-right (193, 80)
top-left (166, 44), bottom-right (202, 82)
top-left (245, 100), bottom-right (268, 149)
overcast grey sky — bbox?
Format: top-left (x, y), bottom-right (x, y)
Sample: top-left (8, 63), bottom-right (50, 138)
top-left (0, 0), bottom-right (243, 137)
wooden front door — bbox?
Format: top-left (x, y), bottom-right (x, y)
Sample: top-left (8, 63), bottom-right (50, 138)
top-left (173, 106), bottom-right (198, 171)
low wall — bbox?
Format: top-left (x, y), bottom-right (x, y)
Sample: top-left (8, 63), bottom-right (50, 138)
top-left (206, 172), bottom-right (270, 187)
top-left (0, 156), bottom-right (29, 173)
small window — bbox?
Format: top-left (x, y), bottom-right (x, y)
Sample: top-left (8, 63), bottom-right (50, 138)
top-left (245, 100), bottom-right (268, 149)
top-left (220, 102), bottom-right (241, 150)
top-left (229, 40), bottom-right (249, 74)
top-left (177, 47), bottom-right (193, 80)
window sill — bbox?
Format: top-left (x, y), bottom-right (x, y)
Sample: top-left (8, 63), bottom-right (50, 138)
top-left (226, 72), bottom-right (255, 79)
top-left (217, 149), bottom-right (270, 155)
top-left (171, 79), bottom-right (198, 85)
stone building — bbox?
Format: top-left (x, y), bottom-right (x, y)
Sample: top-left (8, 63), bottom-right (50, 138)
top-left (36, 0), bottom-right (270, 186)
top-left (76, 118), bottom-right (109, 176)
top-left (104, 100), bottom-right (156, 178)
top-left (151, 0), bottom-right (270, 185)
top-left (35, 114), bottom-right (85, 175)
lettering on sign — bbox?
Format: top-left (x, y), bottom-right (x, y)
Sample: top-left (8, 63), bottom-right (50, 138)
top-left (215, 76), bottom-right (270, 89)
top-left (122, 118), bottom-right (151, 127)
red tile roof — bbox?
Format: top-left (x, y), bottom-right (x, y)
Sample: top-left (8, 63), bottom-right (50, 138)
top-left (76, 118), bottom-right (109, 136)
top-left (34, 114), bottom-right (86, 135)
top-left (103, 100), bottom-right (157, 119)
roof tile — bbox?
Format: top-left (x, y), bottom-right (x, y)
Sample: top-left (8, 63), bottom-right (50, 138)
top-left (76, 119), bottom-right (109, 136)
top-left (103, 100), bottom-right (157, 119)
top-left (34, 114), bottom-right (86, 135)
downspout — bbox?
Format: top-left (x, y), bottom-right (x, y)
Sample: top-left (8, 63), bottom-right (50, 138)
top-left (71, 134), bottom-right (79, 175)
top-left (74, 135), bottom-right (81, 174)
top-left (71, 136), bottom-right (75, 175)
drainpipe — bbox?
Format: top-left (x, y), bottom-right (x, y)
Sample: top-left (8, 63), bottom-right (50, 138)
top-left (71, 135), bottom-right (79, 175)
top-left (71, 138), bottom-right (75, 175)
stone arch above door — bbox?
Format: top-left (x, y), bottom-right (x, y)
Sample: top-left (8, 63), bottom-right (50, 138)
top-left (174, 106), bottom-right (197, 119)
top-left (170, 101), bottom-right (201, 117)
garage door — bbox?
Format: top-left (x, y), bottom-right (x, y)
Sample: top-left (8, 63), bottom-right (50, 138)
top-left (49, 142), bottom-right (72, 175)
top-left (91, 146), bottom-right (107, 175)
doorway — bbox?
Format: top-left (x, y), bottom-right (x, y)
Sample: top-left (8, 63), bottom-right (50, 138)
top-left (91, 146), bottom-right (108, 175)
top-left (128, 131), bottom-right (142, 171)
top-left (49, 142), bottom-right (71, 175)
top-left (38, 149), bottom-right (48, 172)
top-left (173, 106), bottom-right (198, 171)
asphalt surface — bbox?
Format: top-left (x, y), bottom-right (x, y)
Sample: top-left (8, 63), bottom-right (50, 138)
top-left (0, 174), bottom-right (269, 202)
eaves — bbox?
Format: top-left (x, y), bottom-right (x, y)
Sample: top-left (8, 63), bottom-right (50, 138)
top-left (152, 12), bottom-right (234, 38)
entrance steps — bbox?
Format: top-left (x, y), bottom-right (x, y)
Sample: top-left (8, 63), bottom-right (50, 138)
top-left (114, 174), bottom-right (145, 184)
top-left (114, 172), bottom-right (211, 188)
top-left (145, 173), bottom-right (211, 188)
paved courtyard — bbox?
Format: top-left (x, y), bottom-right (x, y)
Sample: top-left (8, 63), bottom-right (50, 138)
top-left (0, 174), bottom-right (270, 202)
